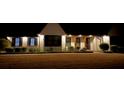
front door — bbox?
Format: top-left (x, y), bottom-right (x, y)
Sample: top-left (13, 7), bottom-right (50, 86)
top-left (44, 35), bottom-right (61, 52)
top-left (85, 37), bottom-right (90, 50)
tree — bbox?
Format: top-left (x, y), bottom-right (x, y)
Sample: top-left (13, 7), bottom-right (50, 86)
top-left (0, 38), bottom-right (11, 50)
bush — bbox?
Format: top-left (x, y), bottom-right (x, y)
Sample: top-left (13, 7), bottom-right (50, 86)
top-left (5, 47), bottom-right (28, 53)
top-left (80, 47), bottom-right (87, 52)
top-left (111, 45), bottom-right (124, 53)
top-left (14, 47), bottom-right (22, 52)
top-left (111, 45), bottom-right (119, 53)
top-left (99, 43), bottom-right (109, 52)
top-left (118, 47), bottom-right (124, 53)
top-left (68, 46), bottom-right (74, 51)
top-left (14, 47), bottom-right (28, 53)
top-left (29, 48), bottom-right (40, 53)
top-left (22, 47), bottom-right (28, 52)
top-left (76, 47), bottom-right (80, 50)
top-left (5, 48), bottom-right (14, 53)
top-left (0, 39), bottom-right (11, 50)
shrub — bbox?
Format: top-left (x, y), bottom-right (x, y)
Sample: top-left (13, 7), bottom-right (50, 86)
top-left (111, 45), bottom-right (119, 53)
top-left (99, 43), bottom-right (109, 52)
top-left (14, 47), bottom-right (22, 52)
top-left (0, 39), bottom-right (11, 50)
top-left (29, 48), bottom-right (40, 53)
top-left (68, 46), bottom-right (74, 51)
top-left (5, 48), bottom-right (14, 53)
top-left (22, 47), bottom-right (28, 52)
top-left (118, 47), bottom-right (124, 53)
top-left (111, 45), bottom-right (124, 53)
top-left (80, 47), bottom-right (87, 52)
top-left (76, 47), bottom-right (80, 50)
top-left (6, 47), bottom-right (28, 53)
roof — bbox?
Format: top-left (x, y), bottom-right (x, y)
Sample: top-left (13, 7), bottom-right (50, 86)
top-left (40, 23), bottom-right (66, 35)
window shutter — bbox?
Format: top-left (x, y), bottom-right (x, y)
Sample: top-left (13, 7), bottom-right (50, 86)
top-left (20, 37), bottom-right (22, 46)
top-left (35, 38), bottom-right (37, 46)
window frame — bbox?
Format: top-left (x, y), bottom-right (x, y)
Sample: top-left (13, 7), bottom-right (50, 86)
top-left (12, 37), bottom-right (22, 47)
top-left (28, 37), bottom-right (37, 46)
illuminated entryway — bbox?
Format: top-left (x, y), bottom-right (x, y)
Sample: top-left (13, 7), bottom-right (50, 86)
top-left (44, 35), bottom-right (62, 52)
top-left (39, 23), bottom-right (66, 52)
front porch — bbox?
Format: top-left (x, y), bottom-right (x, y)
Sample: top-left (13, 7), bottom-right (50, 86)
top-left (38, 34), bottom-right (110, 52)
top-left (6, 34), bottom-right (110, 53)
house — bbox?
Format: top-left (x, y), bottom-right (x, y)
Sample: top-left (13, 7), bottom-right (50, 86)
top-left (6, 23), bottom-right (110, 52)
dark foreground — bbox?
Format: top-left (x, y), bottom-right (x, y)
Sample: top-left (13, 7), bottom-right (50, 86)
top-left (0, 53), bottom-right (124, 69)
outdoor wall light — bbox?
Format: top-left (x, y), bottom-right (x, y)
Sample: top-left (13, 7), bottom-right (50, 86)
top-left (22, 36), bottom-right (27, 42)
top-left (78, 34), bottom-right (82, 37)
top-left (68, 34), bottom-right (72, 37)
top-left (37, 34), bottom-right (41, 37)
top-left (89, 35), bottom-right (93, 37)
top-left (7, 36), bottom-right (11, 40)
top-left (103, 35), bottom-right (109, 39)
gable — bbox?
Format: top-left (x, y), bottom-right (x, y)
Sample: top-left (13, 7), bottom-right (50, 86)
top-left (40, 23), bottom-right (66, 35)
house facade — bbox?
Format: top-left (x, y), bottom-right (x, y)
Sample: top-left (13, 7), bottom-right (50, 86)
top-left (7, 23), bottom-right (110, 52)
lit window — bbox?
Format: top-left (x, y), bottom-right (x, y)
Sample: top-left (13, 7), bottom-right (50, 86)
top-left (15, 37), bottom-right (21, 47)
top-left (28, 37), bottom-right (37, 46)
top-left (30, 38), bottom-right (35, 46)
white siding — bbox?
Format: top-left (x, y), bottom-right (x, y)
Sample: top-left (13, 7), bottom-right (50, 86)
top-left (62, 35), bottom-right (66, 51)
top-left (7, 37), bottom-right (12, 42)
top-left (102, 35), bottom-right (110, 50)
top-left (38, 35), bottom-right (44, 52)
top-left (80, 36), bottom-right (85, 49)
top-left (22, 37), bottom-right (28, 47)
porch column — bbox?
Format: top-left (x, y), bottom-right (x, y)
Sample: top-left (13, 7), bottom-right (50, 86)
top-left (90, 37), bottom-right (94, 51)
top-left (62, 35), bottom-right (66, 51)
top-left (102, 35), bottom-right (110, 50)
top-left (92, 36), bottom-right (97, 51)
top-left (80, 36), bottom-right (85, 49)
top-left (22, 37), bottom-right (28, 47)
top-left (38, 34), bottom-right (44, 52)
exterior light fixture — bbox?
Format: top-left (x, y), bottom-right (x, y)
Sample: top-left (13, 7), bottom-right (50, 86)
top-left (78, 34), bottom-right (82, 37)
top-left (38, 34), bottom-right (41, 37)
top-left (23, 36), bottom-right (27, 38)
top-left (23, 36), bottom-right (27, 42)
top-left (89, 35), bottom-right (93, 37)
top-left (7, 36), bottom-right (10, 40)
top-left (68, 34), bottom-right (72, 37)
top-left (103, 35), bottom-right (109, 39)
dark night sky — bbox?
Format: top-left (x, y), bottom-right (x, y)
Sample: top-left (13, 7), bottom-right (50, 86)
top-left (0, 23), bottom-right (114, 36)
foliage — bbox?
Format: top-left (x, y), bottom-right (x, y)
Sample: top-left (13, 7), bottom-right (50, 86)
top-left (111, 45), bottom-right (118, 53)
top-left (0, 39), bottom-right (11, 50)
top-left (99, 43), bottom-right (109, 51)
top-left (22, 47), bottom-right (28, 52)
top-left (14, 47), bottom-right (28, 53)
top-left (14, 47), bottom-right (22, 52)
top-left (68, 46), bottom-right (74, 51)
top-left (5, 48), bottom-right (14, 53)
top-left (28, 47), bottom-right (40, 53)
top-left (111, 45), bottom-right (124, 53)
top-left (80, 47), bottom-right (87, 52)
